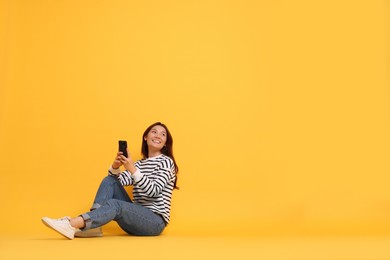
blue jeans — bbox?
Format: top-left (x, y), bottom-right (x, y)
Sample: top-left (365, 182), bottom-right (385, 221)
top-left (80, 176), bottom-right (166, 236)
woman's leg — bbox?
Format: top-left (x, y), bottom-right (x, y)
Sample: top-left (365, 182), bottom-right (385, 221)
top-left (74, 175), bottom-right (131, 237)
top-left (80, 199), bottom-right (166, 236)
top-left (42, 176), bottom-right (135, 239)
top-left (91, 175), bottom-right (132, 209)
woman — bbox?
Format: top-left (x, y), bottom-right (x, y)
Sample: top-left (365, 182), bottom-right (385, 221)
top-left (42, 122), bottom-right (179, 239)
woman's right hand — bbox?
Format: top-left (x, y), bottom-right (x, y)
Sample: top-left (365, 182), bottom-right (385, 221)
top-left (112, 152), bottom-right (124, 169)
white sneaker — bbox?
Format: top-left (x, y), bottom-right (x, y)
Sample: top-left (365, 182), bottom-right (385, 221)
top-left (41, 216), bottom-right (76, 239)
top-left (75, 227), bottom-right (103, 238)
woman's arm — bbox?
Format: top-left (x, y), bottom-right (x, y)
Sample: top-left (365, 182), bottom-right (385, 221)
top-left (108, 166), bottom-right (134, 186)
top-left (132, 159), bottom-right (175, 197)
top-left (108, 151), bottom-right (134, 186)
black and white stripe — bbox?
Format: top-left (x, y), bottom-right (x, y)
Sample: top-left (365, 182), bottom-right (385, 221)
top-left (108, 154), bottom-right (176, 224)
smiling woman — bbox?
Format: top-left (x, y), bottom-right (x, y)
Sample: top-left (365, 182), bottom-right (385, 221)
top-left (144, 125), bottom-right (167, 156)
top-left (41, 122), bottom-right (179, 239)
top-left (142, 122), bottom-right (180, 189)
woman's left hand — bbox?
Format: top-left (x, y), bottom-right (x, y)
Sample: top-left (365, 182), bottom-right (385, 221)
top-left (120, 149), bottom-right (137, 173)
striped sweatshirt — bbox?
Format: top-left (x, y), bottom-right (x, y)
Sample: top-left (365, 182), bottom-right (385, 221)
top-left (108, 154), bottom-right (176, 224)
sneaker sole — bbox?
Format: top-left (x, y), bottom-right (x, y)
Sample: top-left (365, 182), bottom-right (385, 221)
top-left (41, 217), bottom-right (74, 240)
top-left (75, 227), bottom-right (103, 238)
top-left (74, 231), bottom-right (103, 238)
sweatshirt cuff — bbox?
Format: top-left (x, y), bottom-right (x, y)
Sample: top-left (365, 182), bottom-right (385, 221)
top-left (109, 165), bottom-right (122, 176)
top-left (132, 169), bottom-right (143, 183)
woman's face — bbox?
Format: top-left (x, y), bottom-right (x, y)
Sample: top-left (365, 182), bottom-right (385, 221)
top-left (144, 125), bottom-right (167, 152)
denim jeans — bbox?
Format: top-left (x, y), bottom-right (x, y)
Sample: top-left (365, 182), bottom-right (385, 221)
top-left (80, 176), bottom-right (166, 236)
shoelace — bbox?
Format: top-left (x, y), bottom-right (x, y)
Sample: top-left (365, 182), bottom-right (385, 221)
top-left (59, 216), bottom-right (71, 222)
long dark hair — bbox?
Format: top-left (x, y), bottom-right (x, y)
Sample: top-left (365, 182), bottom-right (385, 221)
top-left (141, 122), bottom-right (179, 189)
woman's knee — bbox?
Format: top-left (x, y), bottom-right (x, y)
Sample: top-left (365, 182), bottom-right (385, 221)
top-left (102, 175), bottom-right (121, 185)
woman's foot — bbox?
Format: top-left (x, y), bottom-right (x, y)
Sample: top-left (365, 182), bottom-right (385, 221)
top-left (41, 216), bottom-right (76, 239)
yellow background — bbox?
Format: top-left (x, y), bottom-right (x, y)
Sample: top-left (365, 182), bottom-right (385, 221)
top-left (1, 0), bottom-right (389, 237)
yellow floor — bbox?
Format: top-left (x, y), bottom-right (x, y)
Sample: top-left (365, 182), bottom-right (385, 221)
top-left (2, 232), bottom-right (390, 260)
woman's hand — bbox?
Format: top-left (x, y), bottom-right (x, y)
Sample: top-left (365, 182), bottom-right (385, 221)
top-left (119, 149), bottom-right (137, 174)
top-left (112, 152), bottom-right (124, 169)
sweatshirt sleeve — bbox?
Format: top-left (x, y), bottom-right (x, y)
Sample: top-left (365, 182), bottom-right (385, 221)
top-left (108, 166), bottom-right (134, 186)
top-left (132, 158), bottom-right (175, 197)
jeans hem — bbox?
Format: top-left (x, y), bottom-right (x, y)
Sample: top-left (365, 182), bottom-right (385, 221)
top-left (80, 213), bottom-right (92, 230)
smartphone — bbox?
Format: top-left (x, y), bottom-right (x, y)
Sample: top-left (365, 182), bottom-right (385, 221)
top-left (118, 140), bottom-right (128, 158)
